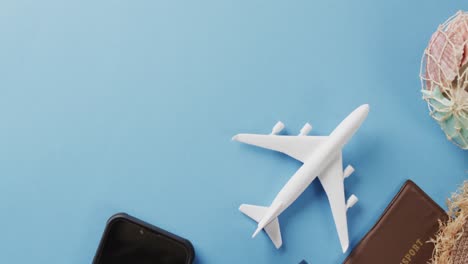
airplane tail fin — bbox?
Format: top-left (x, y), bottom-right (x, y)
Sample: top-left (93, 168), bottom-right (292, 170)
top-left (239, 204), bottom-right (282, 249)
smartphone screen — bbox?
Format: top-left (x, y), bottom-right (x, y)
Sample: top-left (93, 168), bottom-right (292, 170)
top-left (93, 217), bottom-right (192, 264)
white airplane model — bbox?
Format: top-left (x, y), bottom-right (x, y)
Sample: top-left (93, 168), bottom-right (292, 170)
top-left (232, 104), bottom-right (369, 253)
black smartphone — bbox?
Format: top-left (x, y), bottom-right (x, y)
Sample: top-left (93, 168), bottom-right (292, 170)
top-left (93, 213), bottom-right (195, 264)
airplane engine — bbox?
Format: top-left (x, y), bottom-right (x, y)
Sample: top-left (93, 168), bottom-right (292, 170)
top-left (298, 123), bottom-right (312, 136)
top-left (346, 195), bottom-right (358, 211)
top-left (270, 121), bottom-right (285, 135)
top-left (343, 165), bottom-right (354, 179)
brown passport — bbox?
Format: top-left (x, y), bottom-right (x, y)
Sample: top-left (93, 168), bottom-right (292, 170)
top-left (343, 180), bottom-right (447, 264)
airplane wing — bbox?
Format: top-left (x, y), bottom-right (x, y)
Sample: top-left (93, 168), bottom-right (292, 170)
top-left (318, 152), bottom-right (349, 253)
top-left (232, 134), bottom-right (327, 162)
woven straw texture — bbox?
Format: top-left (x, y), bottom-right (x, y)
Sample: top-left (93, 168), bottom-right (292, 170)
top-left (452, 222), bottom-right (468, 264)
top-left (431, 181), bottom-right (468, 264)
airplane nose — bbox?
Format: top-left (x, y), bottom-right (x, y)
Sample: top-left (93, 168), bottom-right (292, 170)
top-left (357, 104), bottom-right (370, 116)
top-left (361, 104), bottom-right (370, 112)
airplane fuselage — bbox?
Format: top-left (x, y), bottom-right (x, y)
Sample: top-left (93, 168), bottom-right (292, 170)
top-left (256, 105), bottom-right (369, 229)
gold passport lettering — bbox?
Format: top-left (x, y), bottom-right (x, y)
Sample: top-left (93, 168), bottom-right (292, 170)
top-left (400, 239), bottom-right (424, 264)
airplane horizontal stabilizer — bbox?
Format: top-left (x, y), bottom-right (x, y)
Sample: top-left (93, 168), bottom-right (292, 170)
top-left (264, 218), bottom-right (282, 249)
top-left (239, 204), bottom-right (267, 222)
top-left (239, 204), bottom-right (283, 249)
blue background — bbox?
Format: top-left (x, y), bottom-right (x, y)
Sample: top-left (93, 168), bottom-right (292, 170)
top-left (0, 1), bottom-right (467, 263)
